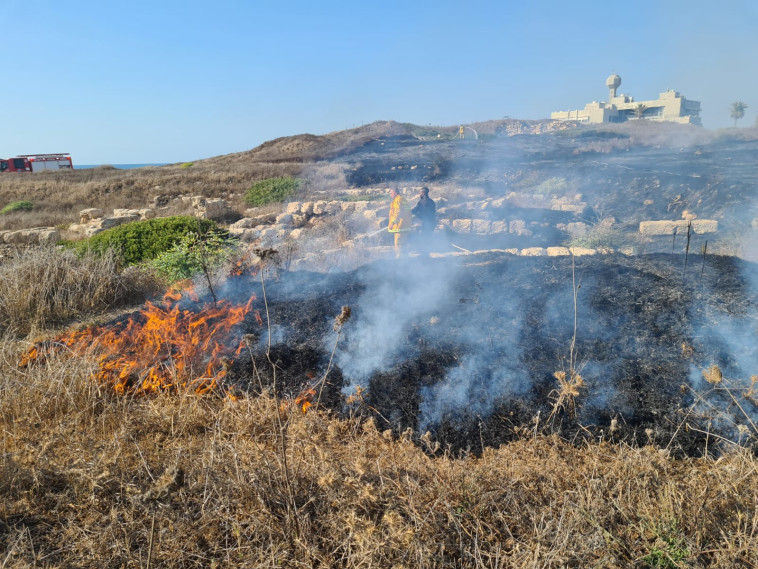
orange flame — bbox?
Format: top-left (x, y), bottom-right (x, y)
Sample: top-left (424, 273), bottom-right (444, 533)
top-left (279, 385), bottom-right (318, 414)
top-left (295, 388), bottom-right (317, 413)
top-left (21, 290), bottom-right (256, 397)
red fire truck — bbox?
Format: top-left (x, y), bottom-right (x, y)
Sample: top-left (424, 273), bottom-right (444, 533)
top-left (0, 153), bottom-right (73, 172)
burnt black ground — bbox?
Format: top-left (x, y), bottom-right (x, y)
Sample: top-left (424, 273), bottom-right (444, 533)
top-left (221, 252), bottom-right (758, 457)
top-left (342, 130), bottom-right (758, 255)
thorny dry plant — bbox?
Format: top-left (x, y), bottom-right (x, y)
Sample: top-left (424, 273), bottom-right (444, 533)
top-left (548, 369), bottom-right (585, 421)
top-left (548, 252), bottom-right (586, 423)
top-left (689, 364), bottom-right (758, 443)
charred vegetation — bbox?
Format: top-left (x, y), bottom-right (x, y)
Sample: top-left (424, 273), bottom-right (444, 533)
top-left (150, 251), bottom-right (758, 459)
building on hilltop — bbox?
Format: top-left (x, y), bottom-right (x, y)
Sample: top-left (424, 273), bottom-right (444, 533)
top-left (551, 74), bottom-right (701, 125)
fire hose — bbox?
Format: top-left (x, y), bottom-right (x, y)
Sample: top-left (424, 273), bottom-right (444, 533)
top-left (365, 227), bottom-right (471, 254)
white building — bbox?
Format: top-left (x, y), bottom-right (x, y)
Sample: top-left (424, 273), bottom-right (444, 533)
top-left (551, 74), bottom-right (701, 125)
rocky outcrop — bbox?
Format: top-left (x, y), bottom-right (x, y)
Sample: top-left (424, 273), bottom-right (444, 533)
top-left (1, 227), bottom-right (61, 245)
top-left (191, 197), bottom-right (228, 220)
top-left (639, 219), bottom-right (719, 235)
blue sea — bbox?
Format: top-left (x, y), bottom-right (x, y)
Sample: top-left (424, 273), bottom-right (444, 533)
top-left (75, 163), bottom-right (169, 170)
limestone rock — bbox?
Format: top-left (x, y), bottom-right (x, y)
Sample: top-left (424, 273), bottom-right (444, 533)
top-left (471, 220), bottom-right (492, 234)
top-left (569, 247), bottom-right (597, 256)
top-left (275, 213), bottom-right (294, 226)
top-left (138, 208), bottom-right (156, 220)
top-left (691, 220), bottom-right (718, 234)
top-left (639, 219), bottom-right (718, 236)
top-left (547, 247), bottom-right (571, 256)
top-left (99, 215), bottom-right (140, 229)
top-left (325, 201), bottom-right (342, 215)
top-left (452, 219), bottom-right (472, 233)
top-left (79, 208), bottom-right (104, 223)
top-left (520, 247), bottom-right (546, 256)
top-left (3, 227), bottom-right (61, 245)
top-left (37, 228), bottom-right (61, 244)
top-left (192, 197), bottom-right (227, 219)
top-left (228, 227), bottom-right (260, 243)
top-left (559, 204), bottom-right (586, 213)
top-left (491, 221), bottom-right (508, 234)
top-left (291, 214), bottom-right (309, 227)
top-left (509, 220), bottom-right (532, 236)
top-left (231, 218), bottom-right (256, 230)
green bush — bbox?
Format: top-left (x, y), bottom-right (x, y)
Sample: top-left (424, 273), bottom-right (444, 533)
top-left (245, 177), bottom-right (300, 207)
top-left (181, 162), bottom-right (194, 168)
top-left (67, 216), bottom-right (224, 266)
top-left (1, 200), bottom-right (33, 214)
top-left (150, 231), bottom-right (237, 282)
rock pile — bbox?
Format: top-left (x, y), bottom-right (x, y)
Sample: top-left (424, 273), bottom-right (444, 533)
top-left (69, 207), bottom-right (156, 238)
top-left (0, 227), bottom-right (61, 246)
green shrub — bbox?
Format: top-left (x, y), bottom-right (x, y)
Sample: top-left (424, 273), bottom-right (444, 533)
top-left (245, 177), bottom-right (300, 207)
top-left (181, 162), bottom-right (194, 168)
top-left (150, 231), bottom-right (237, 282)
top-left (1, 200), bottom-right (33, 214)
top-left (67, 216), bottom-right (224, 266)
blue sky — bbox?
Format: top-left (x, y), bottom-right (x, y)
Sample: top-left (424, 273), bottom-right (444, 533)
top-left (1, 0), bottom-right (756, 164)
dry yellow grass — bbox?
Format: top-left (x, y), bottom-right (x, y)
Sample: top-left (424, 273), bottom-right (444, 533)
top-left (2, 336), bottom-right (757, 568)
top-left (0, 247), bottom-right (162, 337)
top-left (0, 161), bottom-right (302, 231)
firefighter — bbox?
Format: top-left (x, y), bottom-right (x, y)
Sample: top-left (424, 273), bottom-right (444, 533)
top-left (387, 188), bottom-right (412, 257)
top-left (411, 186), bottom-right (436, 236)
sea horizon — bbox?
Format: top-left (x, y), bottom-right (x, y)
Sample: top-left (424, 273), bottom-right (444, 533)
top-left (75, 163), bottom-right (169, 170)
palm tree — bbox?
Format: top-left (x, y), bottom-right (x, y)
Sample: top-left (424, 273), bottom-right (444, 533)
top-left (634, 103), bottom-right (648, 119)
top-left (730, 101), bottom-right (748, 127)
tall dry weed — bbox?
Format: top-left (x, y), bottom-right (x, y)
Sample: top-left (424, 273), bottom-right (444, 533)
top-left (0, 247), bottom-right (161, 337)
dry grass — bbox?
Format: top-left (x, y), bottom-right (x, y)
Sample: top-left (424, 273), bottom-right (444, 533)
top-left (0, 247), bottom-right (162, 337)
top-left (301, 161), bottom-right (350, 194)
top-left (0, 162), bottom-right (302, 231)
top-left (2, 332), bottom-right (758, 567)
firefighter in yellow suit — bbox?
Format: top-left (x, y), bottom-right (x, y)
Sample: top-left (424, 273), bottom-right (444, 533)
top-left (388, 188), bottom-right (413, 257)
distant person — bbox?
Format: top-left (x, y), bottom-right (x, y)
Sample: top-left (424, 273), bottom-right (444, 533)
top-left (387, 188), bottom-right (412, 257)
top-left (411, 186), bottom-right (436, 237)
